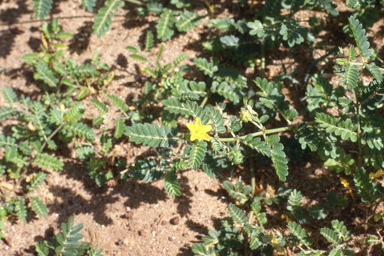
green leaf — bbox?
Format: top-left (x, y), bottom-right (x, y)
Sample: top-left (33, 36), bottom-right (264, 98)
top-left (228, 203), bottom-right (247, 225)
top-left (35, 62), bottom-right (58, 87)
top-left (164, 170), bottom-right (181, 197)
top-left (353, 167), bottom-right (377, 203)
top-left (248, 20), bottom-right (265, 37)
top-left (49, 108), bottom-right (64, 125)
top-left (349, 16), bottom-right (372, 57)
top-left (331, 220), bottom-right (351, 241)
top-left (129, 159), bottom-right (163, 182)
top-left (156, 8), bottom-right (177, 41)
top-left (34, 153), bottom-right (64, 171)
top-left (27, 171), bottom-right (47, 192)
top-left (2, 86), bottom-right (17, 106)
top-left (124, 123), bottom-right (175, 148)
top-left (194, 58), bottom-right (218, 77)
top-left (76, 147), bottom-right (95, 159)
top-left (35, 241), bottom-right (49, 256)
top-left (279, 20), bottom-right (306, 47)
top-left (315, 113), bottom-right (358, 142)
top-left (0, 106), bottom-right (15, 121)
top-left (242, 135), bottom-right (272, 156)
top-left (82, 0), bottom-right (97, 12)
top-left (189, 140), bottom-right (207, 170)
top-left (344, 64), bottom-right (359, 90)
top-left (366, 62), bottom-right (383, 83)
top-left (320, 227), bottom-right (342, 245)
top-left (15, 199), bottom-right (27, 221)
top-left (130, 54), bottom-right (147, 62)
top-left (287, 221), bottom-right (313, 248)
top-left (125, 45), bottom-right (138, 53)
top-left (211, 81), bottom-right (242, 104)
top-left (64, 121), bottom-right (95, 140)
top-left (107, 94), bottom-right (129, 113)
top-left (91, 99), bottom-right (108, 115)
top-left (31, 196), bottom-right (48, 217)
top-left (92, 0), bottom-right (125, 38)
top-left (268, 134), bottom-right (288, 181)
top-left (366, 236), bottom-right (379, 245)
top-left (114, 118), bottom-right (125, 138)
top-left (32, 0), bottom-right (53, 19)
top-left (176, 10), bottom-right (203, 32)
top-left (64, 103), bottom-right (85, 122)
top-left (162, 97), bottom-right (189, 115)
top-left (145, 31), bottom-right (154, 52)
top-left (100, 134), bottom-right (112, 154)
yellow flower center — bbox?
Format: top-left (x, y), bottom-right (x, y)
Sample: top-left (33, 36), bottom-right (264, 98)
top-left (186, 117), bottom-right (212, 142)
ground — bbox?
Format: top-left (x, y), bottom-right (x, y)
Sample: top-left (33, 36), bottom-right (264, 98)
top-left (0, 0), bottom-right (383, 255)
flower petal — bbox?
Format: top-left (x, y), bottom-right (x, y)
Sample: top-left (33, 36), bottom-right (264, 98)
top-left (190, 133), bottom-right (198, 141)
top-left (186, 123), bottom-right (195, 133)
top-left (200, 124), bottom-right (212, 133)
top-left (198, 133), bottom-right (210, 141)
top-left (195, 117), bottom-right (201, 129)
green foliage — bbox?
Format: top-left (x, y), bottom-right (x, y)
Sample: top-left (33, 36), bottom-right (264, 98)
top-left (189, 140), bottom-right (207, 170)
top-left (124, 123), bottom-right (176, 148)
top-left (82, 0), bottom-right (97, 12)
top-left (193, 58), bottom-right (218, 78)
top-left (36, 216), bottom-right (103, 256)
top-left (348, 16), bottom-right (372, 58)
top-left (92, 0), bottom-right (125, 38)
top-left (128, 159), bottom-right (163, 182)
top-left (164, 170), bottom-right (181, 197)
top-left (176, 11), bottom-right (203, 32)
top-left (32, 0), bottom-right (53, 19)
top-left (156, 8), bottom-right (177, 41)
top-left (31, 196), bottom-right (48, 217)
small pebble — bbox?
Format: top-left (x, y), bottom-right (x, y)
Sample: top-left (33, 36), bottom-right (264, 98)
top-left (170, 217), bottom-right (179, 225)
top-left (116, 240), bottom-right (123, 245)
top-left (161, 220), bottom-right (169, 226)
top-left (138, 230), bottom-right (145, 236)
top-left (124, 211), bottom-right (133, 218)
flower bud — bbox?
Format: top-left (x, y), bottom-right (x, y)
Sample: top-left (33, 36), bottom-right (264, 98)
top-left (229, 149), bottom-right (244, 165)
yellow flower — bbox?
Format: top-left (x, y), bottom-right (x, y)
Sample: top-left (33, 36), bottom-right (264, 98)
top-left (186, 117), bottom-right (212, 142)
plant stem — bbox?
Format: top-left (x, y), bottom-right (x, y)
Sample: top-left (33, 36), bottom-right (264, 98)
top-left (356, 101), bottom-right (362, 169)
top-left (124, 0), bottom-right (144, 6)
top-left (41, 122), bottom-right (65, 151)
top-left (260, 38), bottom-right (265, 79)
top-left (218, 126), bottom-right (292, 142)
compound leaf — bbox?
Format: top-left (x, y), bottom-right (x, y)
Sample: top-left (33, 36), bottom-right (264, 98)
top-left (176, 10), bottom-right (203, 32)
top-left (164, 170), bottom-right (181, 197)
top-left (349, 16), bottom-right (372, 57)
top-left (107, 94), bottom-right (129, 113)
top-left (124, 123), bottom-right (174, 148)
top-left (31, 196), bottom-right (48, 217)
top-left (93, 0), bottom-right (124, 38)
top-left (193, 58), bottom-right (218, 77)
top-left (34, 153), bottom-right (64, 171)
top-left (32, 0), bottom-right (53, 19)
top-left (156, 8), bottom-right (177, 41)
top-left (228, 203), bottom-right (247, 225)
top-left (189, 140), bottom-right (207, 170)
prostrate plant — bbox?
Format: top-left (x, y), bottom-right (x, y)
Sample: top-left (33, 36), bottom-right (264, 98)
top-left (32, 0), bottom-right (203, 39)
top-left (189, 16), bottom-right (384, 255)
top-left (0, 18), bottom-right (115, 228)
top-left (35, 216), bottom-right (103, 256)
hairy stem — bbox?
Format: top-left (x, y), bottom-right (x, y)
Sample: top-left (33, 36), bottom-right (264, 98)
top-left (41, 122), bottom-right (65, 151)
top-left (218, 126), bottom-right (292, 142)
top-left (260, 38), bottom-right (265, 79)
